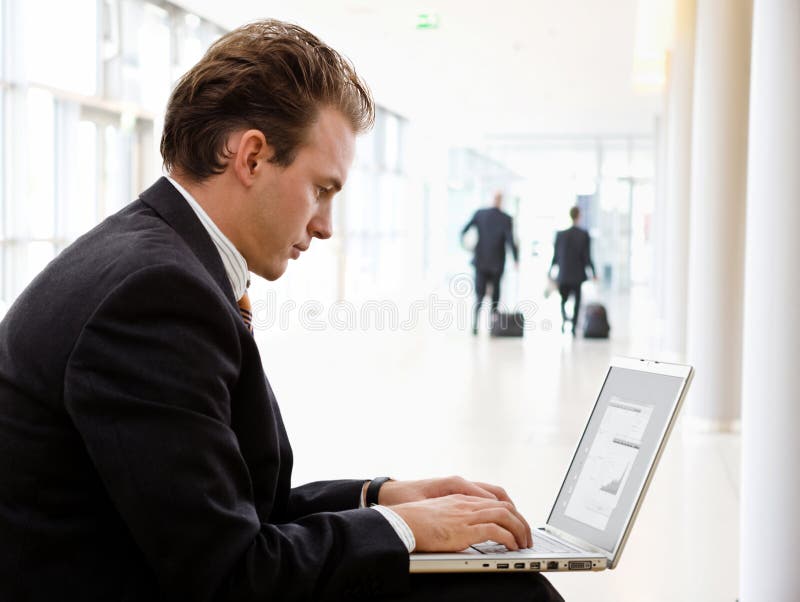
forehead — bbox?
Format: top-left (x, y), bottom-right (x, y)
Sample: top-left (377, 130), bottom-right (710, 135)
top-left (295, 107), bottom-right (356, 182)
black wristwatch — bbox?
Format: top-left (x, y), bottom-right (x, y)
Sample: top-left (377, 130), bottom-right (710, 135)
top-left (366, 477), bottom-right (392, 506)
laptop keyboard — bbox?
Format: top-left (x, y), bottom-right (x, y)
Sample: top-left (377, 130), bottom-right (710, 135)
top-left (472, 532), bottom-right (580, 555)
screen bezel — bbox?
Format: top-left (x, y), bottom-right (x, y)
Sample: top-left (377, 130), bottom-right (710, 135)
top-left (545, 356), bottom-right (693, 567)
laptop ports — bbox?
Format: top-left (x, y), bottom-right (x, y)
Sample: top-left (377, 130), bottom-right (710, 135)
top-left (514, 563), bottom-right (526, 569)
top-left (568, 560), bottom-right (593, 571)
top-left (546, 561), bottom-right (559, 570)
top-left (496, 563), bottom-right (509, 569)
top-left (529, 562), bottom-right (541, 570)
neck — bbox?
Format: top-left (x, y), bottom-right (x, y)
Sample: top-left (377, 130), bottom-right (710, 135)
top-left (170, 171), bottom-right (244, 250)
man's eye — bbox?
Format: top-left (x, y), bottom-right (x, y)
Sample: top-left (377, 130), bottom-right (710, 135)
top-left (316, 186), bottom-right (327, 197)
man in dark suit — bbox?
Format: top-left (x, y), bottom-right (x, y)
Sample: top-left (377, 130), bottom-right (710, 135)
top-left (0, 20), bottom-right (561, 602)
top-left (461, 192), bottom-right (519, 335)
top-left (549, 206), bottom-right (597, 336)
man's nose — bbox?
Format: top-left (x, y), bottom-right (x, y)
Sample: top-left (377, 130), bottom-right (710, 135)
top-left (309, 207), bottom-right (332, 240)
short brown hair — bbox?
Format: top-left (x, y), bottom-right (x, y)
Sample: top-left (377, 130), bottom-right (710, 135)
top-left (161, 19), bottom-right (374, 181)
top-left (569, 206), bottom-right (581, 221)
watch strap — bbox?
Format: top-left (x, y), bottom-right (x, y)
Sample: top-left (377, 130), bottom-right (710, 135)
top-left (366, 477), bottom-right (392, 506)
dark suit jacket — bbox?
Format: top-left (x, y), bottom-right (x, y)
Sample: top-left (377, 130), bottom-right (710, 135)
top-left (0, 178), bottom-right (408, 601)
top-left (461, 208), bottom-right (518, 275)
top-left (550, 226), bottom-right (596, 285)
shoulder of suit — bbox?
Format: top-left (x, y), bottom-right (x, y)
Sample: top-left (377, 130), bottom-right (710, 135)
top-left (57, 200), bottom-right (211, 292)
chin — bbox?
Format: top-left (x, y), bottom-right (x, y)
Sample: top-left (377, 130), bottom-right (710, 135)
top-left (259, 261), bottom-right (289, 282)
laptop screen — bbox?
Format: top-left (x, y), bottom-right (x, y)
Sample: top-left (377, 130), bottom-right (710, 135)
top-left (547, 364), bottom-right (687, 555)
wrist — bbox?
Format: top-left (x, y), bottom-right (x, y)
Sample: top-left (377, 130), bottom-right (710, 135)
top-left (366, 477), bottom-right (393, 506)
top-left (360, 480), bottom-right (370, 507)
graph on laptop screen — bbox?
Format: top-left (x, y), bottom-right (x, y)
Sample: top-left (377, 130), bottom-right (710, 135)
top-left (548, 367), bottom-right (685, 553)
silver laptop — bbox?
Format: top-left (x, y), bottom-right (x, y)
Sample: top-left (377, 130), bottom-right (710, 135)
top-left (410, 356), bottom-right (694, 573)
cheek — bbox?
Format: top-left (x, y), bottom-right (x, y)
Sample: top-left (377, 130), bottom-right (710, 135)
top-left (263, 180), bottom-right (316, 242)
top-left (291, 194), bottom-right (317, 230)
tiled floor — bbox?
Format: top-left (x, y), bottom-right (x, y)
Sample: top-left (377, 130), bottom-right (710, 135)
top-left (254, 286), bottom-right (740, 602)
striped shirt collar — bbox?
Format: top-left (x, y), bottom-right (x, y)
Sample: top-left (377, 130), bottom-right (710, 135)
top-left (165, 176), bottom-right (249, 301)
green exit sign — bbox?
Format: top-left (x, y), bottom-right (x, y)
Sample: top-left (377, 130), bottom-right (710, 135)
top-left (416, 13), bottom-right (440, 30)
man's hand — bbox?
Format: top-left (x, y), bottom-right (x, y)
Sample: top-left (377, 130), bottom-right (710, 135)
top-left (379, 476), bottom-right (509, 506)
top-left (377, 477), bottom-right (533, 551)
top-left (391, 494), bottom-right (532, 552)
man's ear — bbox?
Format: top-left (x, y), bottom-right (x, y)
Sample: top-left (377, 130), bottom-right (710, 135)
top-left (231, 129), bottom-right (272, 186)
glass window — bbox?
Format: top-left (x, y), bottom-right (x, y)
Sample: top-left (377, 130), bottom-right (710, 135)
top-left (107, 0), bottom-right (170, 110)
top-left (137, 3), bottom-right (170, 111)
top-left (22, 0), bottom-right (97, 95)
top-left (71, 120), bottom-right (99, 238)
top-left (10, 241), bottom-right (55, 297)
top-left (1, 0), bottom-right (226, 307)
top-left (630, 141), bottom-right (655, 179)
top-left (383, 113), bottom-right (400, 172)
top-left (0, 89), bottom-right (5, 304)
top-left (355, 125), bottom-right (376, 169)
top-left (173, 12), bottom-right (220, 82)
top-left (103, 121), bottom-right (132, 215)
top-left (0, 0), bottom-right (5, 81)
top-left (24, 88), bottom-right (56, 240)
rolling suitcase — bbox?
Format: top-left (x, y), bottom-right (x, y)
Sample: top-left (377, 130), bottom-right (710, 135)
top-left (486, 269), bottom-right (524, 337)
top-left (582, 303), bottom-right (610, 338)
top-left (491, 312), bottom-right (525, 337)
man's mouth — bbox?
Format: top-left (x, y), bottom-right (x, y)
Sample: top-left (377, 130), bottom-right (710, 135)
top-left (290, 244), bottom-right (307, 260)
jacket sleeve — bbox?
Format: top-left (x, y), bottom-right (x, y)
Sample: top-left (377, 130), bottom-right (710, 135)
top-left (584, 232), bottom-right (596, 278)
top-left (461, 212), bottom-right (477, 237)
top-left (63, 265), bottom-right (409, 602)
top-left (282, 479), bottom-right (366, 519)
top-left (550, 232), bottom-right (561, 269)
top-left (505, 216), bottom-right (519, 262)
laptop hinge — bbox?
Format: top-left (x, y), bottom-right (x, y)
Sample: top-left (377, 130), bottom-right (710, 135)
top-left (542, 525), bottom-right (612, 560)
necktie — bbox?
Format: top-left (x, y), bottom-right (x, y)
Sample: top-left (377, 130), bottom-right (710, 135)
top-left (238, 291), bottom-right (254, 334)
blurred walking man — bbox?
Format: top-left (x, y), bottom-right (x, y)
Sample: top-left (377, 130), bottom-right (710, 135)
top-left (461, 192), bottom-right (519, 335)
top-left (549, 206), bottom-right (596, 336)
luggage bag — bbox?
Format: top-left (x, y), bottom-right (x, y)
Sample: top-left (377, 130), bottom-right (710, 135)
top-left (582, 303), bottom-right (610, 338)
top-left (491, 312), bottom-right (525, 337)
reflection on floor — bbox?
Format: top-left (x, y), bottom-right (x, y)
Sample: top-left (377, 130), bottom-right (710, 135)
top-left (255, 287), bottom-right (739, 602)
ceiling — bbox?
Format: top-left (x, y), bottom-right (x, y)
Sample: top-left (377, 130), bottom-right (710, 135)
top-left (173, 0), bottom-right (663, 143)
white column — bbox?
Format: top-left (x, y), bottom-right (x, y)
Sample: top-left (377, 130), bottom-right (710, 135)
top-left (652, 114), bottom-right (667, 322)
top-left (740, 1), bottom-right (800, 599)
top-left (685, 0), bottom-right (752, 426)
top-left (663, 0), bottom-right (695, 356)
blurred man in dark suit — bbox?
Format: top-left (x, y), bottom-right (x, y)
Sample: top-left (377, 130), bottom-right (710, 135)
top-left (461, 192), bottom-right (519, 335)
top-left (549, 206), bottom-right (596, 336)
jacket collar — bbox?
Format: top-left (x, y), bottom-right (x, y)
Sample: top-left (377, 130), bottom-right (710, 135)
top-left (138, 177), bottom-right (236, 304)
